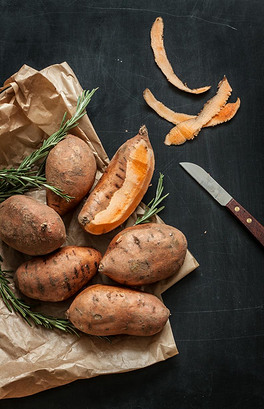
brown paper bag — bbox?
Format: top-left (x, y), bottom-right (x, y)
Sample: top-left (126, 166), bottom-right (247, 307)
top-left (0, 62), bottom-right (199, 399)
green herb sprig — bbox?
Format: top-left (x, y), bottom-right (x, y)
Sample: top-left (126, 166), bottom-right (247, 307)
top-left (0, 170), bottom-right (72, 203)
top-left (135, 173), bottom-right (169, 225)
top-left (0, 256), bottom-right (78, 335)
top-left (0, 89), bottom-right (97, 203)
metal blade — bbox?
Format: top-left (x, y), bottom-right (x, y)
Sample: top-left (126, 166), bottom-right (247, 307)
top-left (180, 162), bottom-right (232, 206)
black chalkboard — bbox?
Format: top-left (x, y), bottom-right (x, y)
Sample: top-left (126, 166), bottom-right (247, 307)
top-left (0, 1), bottom-right (263, 408)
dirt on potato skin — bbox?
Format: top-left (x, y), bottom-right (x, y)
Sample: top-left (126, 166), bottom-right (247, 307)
top-left (46, 134), bottom-right (97, 216)
top-left (67, 284), bottom-right (170, 336)
top-left (0, 195), bottom-right (66, 255)
top-left (99, 223), bottom-right (187, 285)
top-left (15, 246), bottom-right (102, 302)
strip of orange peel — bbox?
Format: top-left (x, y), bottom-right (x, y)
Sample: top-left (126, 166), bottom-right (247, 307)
top-left (164, 76), bottom-right (232, 145)
top-left (151, 17), bottom-right (211, 95)
top-left (143, 88), bottom-right (240, 128)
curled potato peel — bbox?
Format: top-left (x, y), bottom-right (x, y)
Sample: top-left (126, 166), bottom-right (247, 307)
top-left (151, 17), bottom-right (211, 94)
top-left (143, 88), bottom-right (240, 128)
top-left (165, 76), bottom-right (232, 145)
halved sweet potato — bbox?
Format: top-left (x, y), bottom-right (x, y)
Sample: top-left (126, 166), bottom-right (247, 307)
top-left (151, 17), bottom-right (210, 94)
top-left (165, 76), bottom-right (232, 145)
top-left (143, 88), bottom-right (240, 127)
top-left (78, 126), bottom-right (155, 235)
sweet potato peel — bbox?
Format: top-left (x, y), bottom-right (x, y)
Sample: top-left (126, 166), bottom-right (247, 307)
top-left (143, 88), bottom-right (192, 124)
top-left (206, 98), bottom-right (240, 127)
top-left (148, 17), bottom-right (239, 145)
top-left (143, 88), bottom-right (240, 128)
top-left (165, 76), bottom-right (232, 145)
top-left (151, 17), bottom-right (211, 94)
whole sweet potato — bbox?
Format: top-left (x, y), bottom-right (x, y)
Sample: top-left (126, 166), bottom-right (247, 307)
top-left (46, 134), bottom-right (97, 215)
top-left (78, 125), bottom-right (155, 235)
top-left (67, 284), bottom-right (170, 336)
top-left (15, 246), bottom-right (101, 302)
top-left (99, 223), bottom-right (187, 285)
top-left (0, 195), bottom-right (66, 255)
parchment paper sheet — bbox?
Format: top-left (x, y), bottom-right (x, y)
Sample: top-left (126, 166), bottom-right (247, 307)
top-left (0, 62), bottom-right (199, 399)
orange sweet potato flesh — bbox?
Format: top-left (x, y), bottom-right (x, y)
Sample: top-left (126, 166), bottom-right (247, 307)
top-left (66, 284), bottom-right (170, 336)
top-left (46, 134), bottom-right (97, 216)
top-left (165, 76), bottom-right (232, 145)
top-left (143, 88), bottom-right (240, 128)
top-left (78, 126), bottom-right (155, 235)
top-left (151, 17), bottom-right (211, 94)
top-left (206, 98), bottom-right (240, 127)
top-left (99, 223), bottom-right (187, 286)
top-left (0, 195), bottom-right (66, 255)
top-left (15, 246), bottom-right (101, 302)
top-left (143, 88), bottom-right (195, 124)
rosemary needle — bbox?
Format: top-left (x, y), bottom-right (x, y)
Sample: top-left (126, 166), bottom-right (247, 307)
top-left (0, 89), bottom-right (97, 203)
top-left (0, 256), bottom-right (79, 336)
top-left (134, 173), bottom-right (169, 225)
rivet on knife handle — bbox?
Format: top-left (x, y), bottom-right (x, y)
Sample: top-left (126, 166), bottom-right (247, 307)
top-left (226, 198), bottom-right (264, 246)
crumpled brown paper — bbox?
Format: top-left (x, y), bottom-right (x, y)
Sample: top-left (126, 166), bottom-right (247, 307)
top-left (0, 62), bottom-right (199, 399)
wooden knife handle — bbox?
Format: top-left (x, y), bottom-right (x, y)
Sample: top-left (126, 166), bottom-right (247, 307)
top-left (226, 198), bottom-right (264, 246)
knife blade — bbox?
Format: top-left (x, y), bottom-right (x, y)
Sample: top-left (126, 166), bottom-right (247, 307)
top-left (180, 162), bottom-right (264, 246)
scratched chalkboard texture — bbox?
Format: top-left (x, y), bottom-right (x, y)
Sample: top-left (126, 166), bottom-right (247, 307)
top-left (0, 0), bottom-right (264, 408)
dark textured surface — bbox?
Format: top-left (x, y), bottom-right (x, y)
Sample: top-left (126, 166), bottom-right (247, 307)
top-left (0, 0), bottom-right (264, 407)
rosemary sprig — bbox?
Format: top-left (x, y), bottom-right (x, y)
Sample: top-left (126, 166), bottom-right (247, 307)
top-left (135, 173), bottom-right (169, 225)
top-left (0, 170), bottom-right (72, 203)
top-left (0, 256), bottom-right (79, 336)
top-left (0, 89), bottom-right (97, 203)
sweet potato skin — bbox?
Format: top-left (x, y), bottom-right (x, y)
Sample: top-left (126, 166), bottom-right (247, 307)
top-left (151, 17), bottom-right (210, 94)
top-left (78, 125), bottom-right (155, 235)
top-left (0, 195), bottom-right (66, 255)
top-left (67, 284), bottom-right (170, 336)
top-left (15, 246), bottom-right (101, 302)
top-left (99, 223), bottom-right (187, 285)
top-left (46, 135), bottom-right (97, 216)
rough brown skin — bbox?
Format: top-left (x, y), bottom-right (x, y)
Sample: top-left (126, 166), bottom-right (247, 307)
top-left (45, 134), bottom-right (97, 216)
top-left (99, 223), bottom-right (187, 285)
top-left (15, 246), bottom-right (101, 302)
top-left (66, 284), bottom-right (170, 336)
top-left (0, 195), bottom-right (66, 255)
top-left (78, 125), bottom-right (155, 235)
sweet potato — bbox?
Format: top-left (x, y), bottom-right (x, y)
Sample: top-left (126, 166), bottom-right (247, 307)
top-left (15, 246), bottom-right (101, 302)
top-left (78, 125), bottom-right (155, 235)
top-left (0, 195), bottom-right (66, 255)
top-left (66, 284), bottom-right (170, 336)
top-left (99, 223), bottom-right (187, 285)
top-left (45, 134), bottom-right (97, 215)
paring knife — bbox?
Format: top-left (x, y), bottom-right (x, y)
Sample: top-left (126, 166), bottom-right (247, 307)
top-left (180, 162), bottom-right (264, 246)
